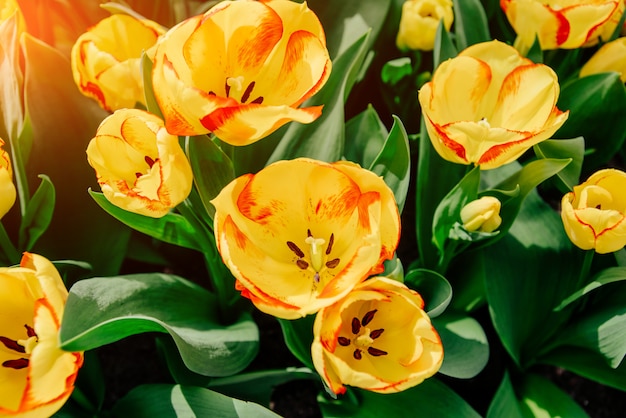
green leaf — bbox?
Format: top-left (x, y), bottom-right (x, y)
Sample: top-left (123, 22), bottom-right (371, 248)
top-left (452, 0), bottom-right (490, 50)
top-left (404, 268), bottom-right (452, 318)
top-left (433, 312), bottom-right (489, 379)
top-left (448, 250), bottom-right (487, 313)
top-left (185, 134), bottom-right (235, 221)
top-left (533, 137), bottom-right (584, 192)
top-left (18, 174), bottom-right (55, 251)
top-left (433, 20), bottom-right (458, 69)
top-left (380, 57), bottom-right (413, 85)
top-left (278, 315), bottom-right (316, 369)
top-left (343, 105), bottom-right (388, 169)
top-left (89, 190), bottom-right (207, 253)
top-left (111, 384), bottom-right (280, 418)
top-left (140, 53), bottom-right (164, 119)
top-left (487, 371), bottom-right (524, 418)
top-left (518, 374), bottom-right (589, 418)
top-left (554, 266), bottom-right (626, 311)
top-left (525, 36), bottom-right (544, 63)
top-left (60, 273), bottom-right (259, 377)
top-left (368, 116), bottom-right (411, 212)
top-left (556, 72), bottom-right (626, 170)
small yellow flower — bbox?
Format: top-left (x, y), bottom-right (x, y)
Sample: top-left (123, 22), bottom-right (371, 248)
top-left (86, 108), bottom-right (193, 218)
top-left (211, 158), bottom-right (401, 319)
top-left (396, 0), bottom-right (454, 51)
top-left (561, 169), bottom-right (626, 254)
top-left (311, 277), bottom-right (443, 395)
top-left (0, 138), bottom-right (16, 219)
top-left (580, 37), bottom-right (626, 82)
top-left (461, 196), bottom-right (502, 233)
top-left (0, 253), bottom-right (83, 417)
top-left (71, 14), bottom-right (166, 111)
top-left (152, 0), bottom-right (332, 146)
top-left (501, 0), bottom-right (624, 52)
top-left (418, 40), bottom-right (569, 170)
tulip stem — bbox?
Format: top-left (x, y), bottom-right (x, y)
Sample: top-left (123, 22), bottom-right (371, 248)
top-left (576, 249), bottom-right (594, 291)
top-left (9, 117), bottom-right (33, 218)
top-left (0, 221), bottom-right (19, 265)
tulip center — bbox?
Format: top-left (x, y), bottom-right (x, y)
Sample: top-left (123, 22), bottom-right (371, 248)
top-left (224, 76), bottom-right (264, 105)
top-left (287, 230), bottom-right (341, 284)
top-left (0, 324), bottom-right (37, 370)
top-left (337, 309), bottom-right (387, 360)
top-left (579, 185), bottom-right (614, 210)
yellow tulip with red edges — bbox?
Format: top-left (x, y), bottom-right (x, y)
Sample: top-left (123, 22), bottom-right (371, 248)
top-left (501, 0), bottom-right (624, 52)
top-left (0, 138), bottom-right (16, 219)
top-left (86, 108), bottom-right (193, 218)
top-left (152, 0), bottom-right (332, 146)
top-left (561, 169), bottom-right (626, 254)
top-left (396, 0), bottom-right (454, 51)
top-left (311, 276), bottom-right (443, 395)
top-left (418, 40), bottom-right (569, 170)
top-left (0, 253), bottom-right (83, 417)
top-left (580, 37), bottom-right (626, 82)
top-left (71, 14), bottom-right (166, 112)
top-left (211, 158), bottom-right (401, 319)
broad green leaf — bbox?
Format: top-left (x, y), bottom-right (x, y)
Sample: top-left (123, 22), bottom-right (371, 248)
top-left (380, 57), bottom-right (412, 85)
top-left (518, 374), bottom-right (589, 418)
top-left (452, 0), bottom-right (490, 50)
top-left (556, 72), bottom-right (626, 170)
top-left (404, 268), bottom-right (452, 318)
top-left (185, 134), bottom-right (235, 221)
top-left (111, 384), bottom-right (279, 418)
top-left (369, 116), bottom-right (411, 212)
top-left (267, 31), bottom-right (371, 163)
top-left (18, 174), bottom-right (55, 251)
top-left (448, 250), bottom-right (487, 313)
top-left (533, 137), bottom-right (584, 192)
top-left (60, 273), bottom-right (259, 377)
top-left (487, 371), bottom-right (524, 418)
top-left (554, 266), bottom-right (626, 311)
top-left (342, 379), bottom-right (481, 418)
top-left (433, 20), bottom-right (458, 69)
top-left (343, 105), bottom-right (388, 168)
top-left (278, 315), bottom-right (316, 369)
top-left (89, 190), bottom-right (207, 253)
top-left (156, 336), bottom-right (212, 388)
top-left (433, 312), bottom-right (489, 379)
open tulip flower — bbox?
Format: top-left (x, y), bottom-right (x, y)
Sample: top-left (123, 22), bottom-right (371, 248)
top-left (311, 276), bottom-right (443, 395)
top-left (211, 158), bottom-right (401, 319)
top-left (0, 138), bottom-right (16, 219)
top-left (501, 0), bottom-right (624, 52)
top-left (0, 253), bottom-right (83, 417)
top-left (561, 169), bottom-right (626, 254)
top-left (86, 108), bottom-right (193, 218)
top-left (418, 40), bottom-right (569, 170)
top-left (152, 0), bottom-right (332, 146)
top-left (71, 14), bottom-right (166, 111)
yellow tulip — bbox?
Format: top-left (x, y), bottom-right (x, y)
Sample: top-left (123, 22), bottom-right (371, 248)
top-left (71, 14), bottom-right (166, 112)
top-left (561, 169), bottom-right (626, 254)
top-left (418, 40), bottom-right (569, 170)
top-left (0, 253), bottom-right (83, 417)
top-left (396, 0), bottom-right (454, 51)
top-left (86, 108), bottom-right (193, 218)
top-left (311, 276), bottom-right (443, 395)
top-left (0, 138), bottom-right (16, 219)
top-left (461, 196), bottom-right (502, 233)
top-left (152, 0), bottom-right (331, 146)
top-left (580, 37), bottom-right (626, 82)
top-left (211, 158), bottom-right (400, 319)
top-left (501, 0), bottom-right (624, 52)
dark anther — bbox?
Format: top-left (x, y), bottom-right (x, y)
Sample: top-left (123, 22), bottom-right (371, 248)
top-left (307, 229), bottom-right (313, 238)
top-left (353, 349), bottom-right (362, 360)
top-left (326, 233), bottom-right (334, 255)
top-left (296, 259), bottom-right (309, 270)
top-left (225, 80), bottom-right (231, 97)
top-left (144, 156), bottom-right (155, 168)
top-left (0, 336), bottom-right (25, 353)
top-left (367, 347), bottom-right (388, 357)
top-left (25, 325), bottom-right (36, 338)
top-left (287, 241), bottom-right (305, 258)
top-left (596, 204), bottom-right (602, 209)
top-left (208, 91), bottom-right (216, 96)
top-left (2, 358), bottom-right (29, 369)
top-left (325, 258), bottom-right (340, 269)
top-left (241, 81), bottom-right (256, 103)
top-left (351, 317), bottom-right (361, 335)
top-left (361, 309), bottom-right (378, 327)
top-left (250, 96), bottom-right (264, 104)
top-left (338, 336), bottom-right (351, 346)
top-left (370, 329), bottom-right (384, 339)
top-left (135, 172), bottom-right (142, 178)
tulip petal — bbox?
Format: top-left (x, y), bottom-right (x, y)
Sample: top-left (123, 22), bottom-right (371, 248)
top-left (559, 2), bottom-right (619, 47)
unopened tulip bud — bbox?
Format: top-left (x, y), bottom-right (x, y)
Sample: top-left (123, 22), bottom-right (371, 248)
top-left (461, 196), bottom-right (502, 233)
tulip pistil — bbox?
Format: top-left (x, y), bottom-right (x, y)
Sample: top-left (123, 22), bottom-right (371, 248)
top-left (339, 309), bottom-right (387, 360)
top-left (286, 231), bottom-right (341, 284)
top-left (1, 324), bottom-right (38, 370)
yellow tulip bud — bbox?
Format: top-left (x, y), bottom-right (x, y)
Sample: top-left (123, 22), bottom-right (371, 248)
top-left (0, 138), bottom-right (16, 219)
top-left (561, 169), bottom-right (626, 254)
top-left (461, 196), bottom-right (502, 233)
top-left (396, 0), bottom-right (454, 51)
top-left (580, 37), bottom-right (626, 82)
top-left (0, 253), bottom-right (83, 417)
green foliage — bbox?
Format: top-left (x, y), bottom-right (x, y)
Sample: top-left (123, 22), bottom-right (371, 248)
top-left (452, 0), bottom-right (490, 50)
top-left (18, 174), bottom-right (54, 250)
top-left (278, 315), bottom-right (316, 369)
top-left (404, 268), bottom-right (452, 318)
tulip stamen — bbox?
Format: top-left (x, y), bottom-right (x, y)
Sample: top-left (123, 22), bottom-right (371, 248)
top-left (2, 358), bottom-right (29, 369)
top-left (353, 349), bottom-right (362, 360)
top-left (145, 156), bottom-right (156, 168)
top-left (1, 325), bottom-right (38, 369)
top-left (296, 259), bottom-right (309, 270)
top-left (288, 231), bottom-right (341, 285)
top-left (339, 312), bottom-right (388, 361)
top-left (338, 337), bottom-right (351, 346)
top-left (287, 241), bottom-right (305, 258)
top-left (241, 81), bottom-right (256, 103)
top-left (0, 336), bottom-right (26, 353)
